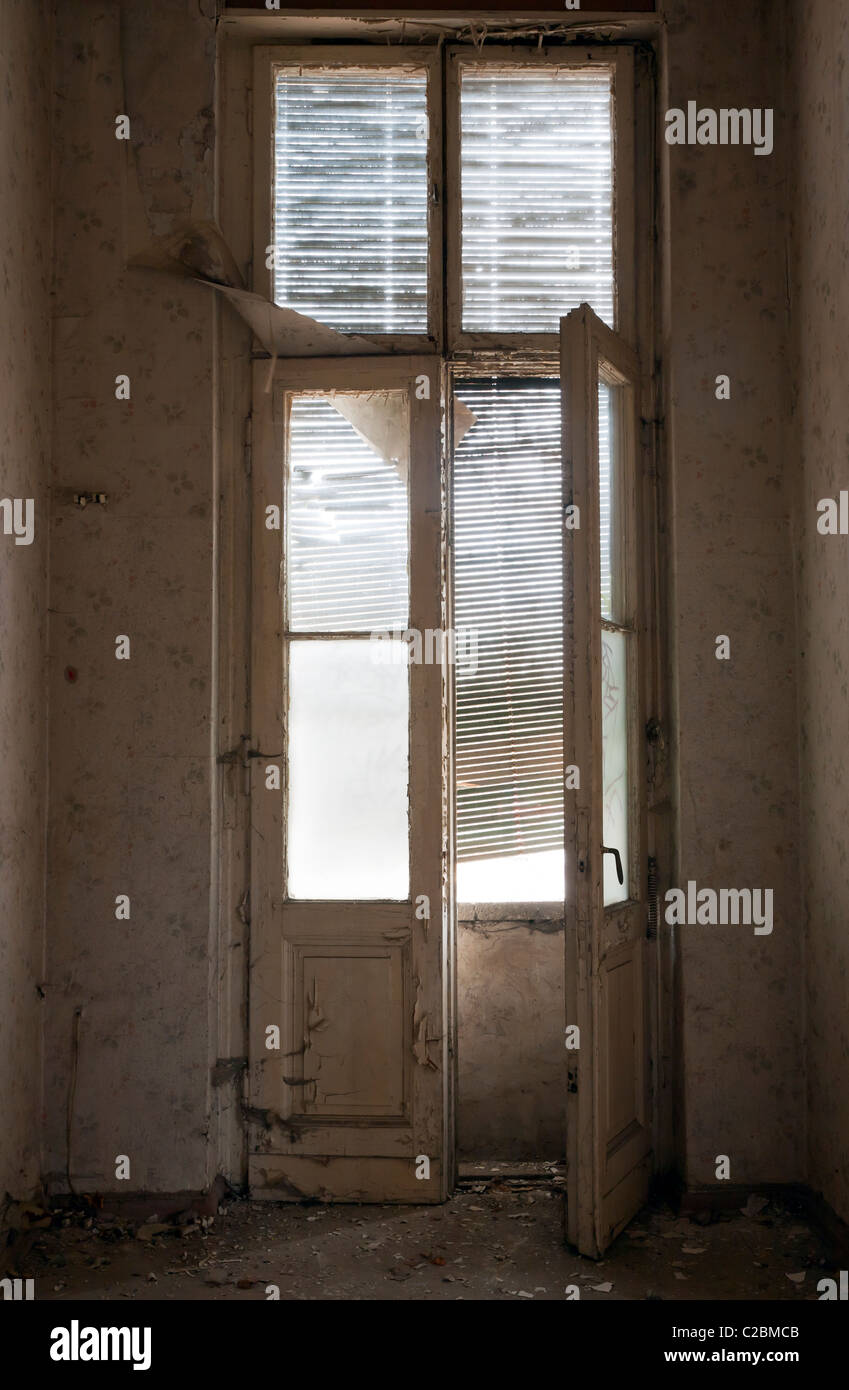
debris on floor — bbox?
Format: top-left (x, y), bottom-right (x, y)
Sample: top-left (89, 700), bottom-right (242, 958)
top-left (7, 1185), bottom-right (839, 1302)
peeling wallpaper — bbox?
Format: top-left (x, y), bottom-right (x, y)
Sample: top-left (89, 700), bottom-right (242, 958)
top-left (0, 0), bottom-right (52, 1201)
top-left (791, 0), bottom-right (849, 1226)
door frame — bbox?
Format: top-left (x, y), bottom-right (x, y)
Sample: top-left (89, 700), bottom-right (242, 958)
top-left (214, 28), bottom-right (669, 1206)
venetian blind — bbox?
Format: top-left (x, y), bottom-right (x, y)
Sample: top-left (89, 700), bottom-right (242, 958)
top-left (272, 67), bottom-right (429, 334)
top-left (287, 395), bottom-right (409, 633)
top-left (453, 379), bottom-right (564, 862)
top-left (460, 65), bottom-right (614, 332)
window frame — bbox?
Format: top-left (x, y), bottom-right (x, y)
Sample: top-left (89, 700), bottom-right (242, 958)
top-left (256, 354), bottom-right (444, 908)
top-left (252, 44), bottom-right (443, 354)
top-left (247, 38), bottom-right (643, 921)
top-left (596, 348), bottom-right (641, 909)
top-left (445, 44), bottom-right (635, 353)
top-left (253, 42), bottom-right (634, 355)
top-left (562, 306), bottom-right (644, 918)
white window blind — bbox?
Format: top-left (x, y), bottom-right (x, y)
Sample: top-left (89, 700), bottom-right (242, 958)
top-left (460, 66), bottom-right (614, 332)
top-left (272, 67), bottom-right (429, 334)
top-left (453, 380), bottom-right (564, 871)
top-left (287, 395), bottom-right (409, 633)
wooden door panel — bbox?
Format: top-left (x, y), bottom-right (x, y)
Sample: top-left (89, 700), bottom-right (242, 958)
top-left (296, 945), bottom-right (408, 1117)
top-left (248, 1155), bottom-right (443, 1204)
top-left (600, 939), bottom-right (650, 1198)
top-left (248, 358), bottom-right (446, 1202)
top-left (562, 306), bottom-right (651, 1255)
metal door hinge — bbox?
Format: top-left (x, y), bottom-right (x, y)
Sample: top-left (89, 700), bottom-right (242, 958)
top-left (576, 808), bottom-right (589, 874)
top-left (217, 734), bottom-right (252, 769)
top-left (244, 413), bottom-right (253, 476)
top-left (646, 716), bottom-right (665, 750)
top-left (647, 855), bottom-right (659, 940)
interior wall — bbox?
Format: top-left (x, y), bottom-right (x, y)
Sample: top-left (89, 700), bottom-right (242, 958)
top-left (790, 0), bottom-right (849, 1228)
top-left (30, 0), bottom-right (813, 1202)
top-left (0, 0), bottom-right (53, 1206)
top-left (660, 0), bottom-right (803, 1188)
top-left (43, 0), bottom-right (221, 1196)
top-left (458, 916), bottom-right (564, 1162)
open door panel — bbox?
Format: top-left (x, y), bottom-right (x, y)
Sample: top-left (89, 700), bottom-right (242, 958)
top-left (562, 305), bottom-right (652, 1256)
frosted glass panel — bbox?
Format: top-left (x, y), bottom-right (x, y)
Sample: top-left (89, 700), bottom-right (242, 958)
top-left (602, 628), bottom-right (629, 906)
top-left (287, 640), bottom-right (409, 899)
top-left (288, 395), bottom-right (409, 633)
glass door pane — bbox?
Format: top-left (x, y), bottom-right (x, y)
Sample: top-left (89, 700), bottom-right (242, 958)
top-left (598, 373), bottom-right (633, 906)
top-left (287, 639), bottom-right (410, 899)
top-left (285, 391), bottom-right (411, 900)
top-left (601, 628), bottom-right (629, 905)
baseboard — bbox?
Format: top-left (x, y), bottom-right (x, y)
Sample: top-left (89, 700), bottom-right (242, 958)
top-left (46, 1173), bottom-right (232, 1223)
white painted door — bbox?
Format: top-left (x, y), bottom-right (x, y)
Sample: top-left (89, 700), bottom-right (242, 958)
top-left (247, 357), bottom-right (448, 1202)
top-left (562, 306), bottom-right (652, 1255)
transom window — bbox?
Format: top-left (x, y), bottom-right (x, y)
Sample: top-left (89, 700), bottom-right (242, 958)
top-left (457, 65), bottom-right (614, 333)
top-left (272, 66), bottom-right (430, 334)
top-left (255, 44), bottom-right (630, 350)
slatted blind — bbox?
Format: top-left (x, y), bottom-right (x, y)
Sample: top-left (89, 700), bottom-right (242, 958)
top-left (453, 379), bottom-right (564, 862)
top-left (287, 395), bottom-right (409, 633)
top-left (272, 67), bottom-right (429, 334)
top-left (460, 66), bottom-right (614, 332)
top-left (599, 380), bottom-right (613, 617)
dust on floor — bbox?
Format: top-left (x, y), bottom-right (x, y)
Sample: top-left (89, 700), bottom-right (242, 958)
top-left (9, 1182), bottom-right (837, 1301)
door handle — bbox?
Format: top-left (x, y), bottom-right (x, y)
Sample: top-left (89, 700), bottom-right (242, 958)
top-left (602, 845), bottom-right (624, 886)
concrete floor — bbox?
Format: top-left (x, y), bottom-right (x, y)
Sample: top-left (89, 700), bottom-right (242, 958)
top-left (10, 1180), bottom-right (838, 1302)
